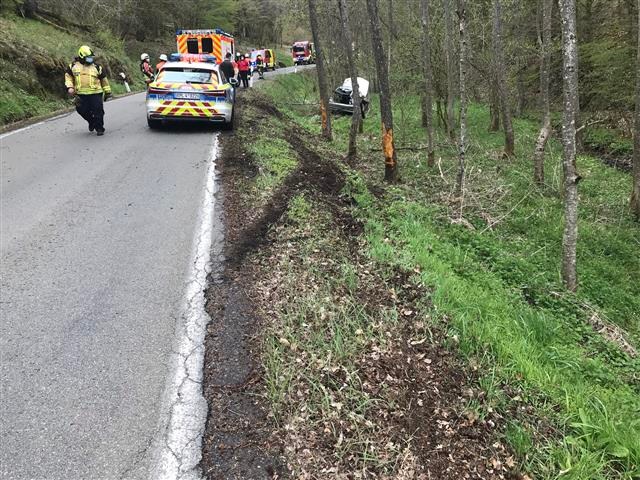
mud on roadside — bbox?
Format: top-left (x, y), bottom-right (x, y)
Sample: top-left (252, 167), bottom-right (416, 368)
top-left (201, 92), bottom-right (521, 479)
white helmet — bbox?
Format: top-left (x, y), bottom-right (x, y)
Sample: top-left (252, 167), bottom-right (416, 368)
top-left (159, 54), bottom-right (168, 62)
top-left (140, 53), bottom-right (149, 61)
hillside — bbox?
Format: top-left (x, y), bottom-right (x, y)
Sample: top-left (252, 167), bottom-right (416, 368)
top-left (199, 72), bottom-right (640, 479)
top-left (0, 14), bottom-right (173, 126)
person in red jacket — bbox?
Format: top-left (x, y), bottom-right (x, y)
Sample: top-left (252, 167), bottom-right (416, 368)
top-left (236, 55), bottom-right (250, 88)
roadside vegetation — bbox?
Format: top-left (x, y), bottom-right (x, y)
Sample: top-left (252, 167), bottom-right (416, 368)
top-left (219, 72), bottom-right (639, 479)
top-left (0, 0), bottom-right (295, 127)
top-left (0, 13), bottom-right (150, 126)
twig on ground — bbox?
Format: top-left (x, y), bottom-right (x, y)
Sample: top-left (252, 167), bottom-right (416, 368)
top-left (479, 189), bottom-right (533, 233)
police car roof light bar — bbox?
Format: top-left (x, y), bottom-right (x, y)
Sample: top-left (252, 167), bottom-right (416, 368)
top-left (169, 53), bottom-right (217, 63)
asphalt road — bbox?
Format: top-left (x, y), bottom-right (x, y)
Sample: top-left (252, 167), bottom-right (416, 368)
top-left (0, 64), bottom-right (308, 480)
top-left (0, 93), bottom-right (221, 479)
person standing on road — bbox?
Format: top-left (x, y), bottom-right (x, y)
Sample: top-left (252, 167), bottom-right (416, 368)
top-left (237, 55), bottom-right (250, 88)
top-left (219, 52), bottom-right (236, 84)
top-left (140, 53), bottom-right (154, 85)
top-left (255, 54), bottom-right (265, 80)
top-left (64, 45), bottom-right (112, 136)
top-left (155, 54), bottom-right (168, 75)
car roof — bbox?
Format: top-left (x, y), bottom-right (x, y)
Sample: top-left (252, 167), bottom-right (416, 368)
top-left (161, 61), bottom-right (219, 71)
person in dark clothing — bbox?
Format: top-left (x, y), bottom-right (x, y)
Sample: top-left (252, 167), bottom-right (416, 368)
top-left (236, 55), bottom-right (250, 88)
top-left (64, 45), bottom-right (112, 136)
top-left (219, 52), bottom-right (236, 84)
top-left (255, 54), bottom-right (265, 79)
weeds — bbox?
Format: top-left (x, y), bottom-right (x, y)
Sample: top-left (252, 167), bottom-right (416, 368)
top-left (259, 73), bottom-right (640, 479)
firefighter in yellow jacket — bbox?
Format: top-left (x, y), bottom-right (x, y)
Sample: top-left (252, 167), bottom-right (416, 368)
top-left (65, 45), bottom-right (112, 136)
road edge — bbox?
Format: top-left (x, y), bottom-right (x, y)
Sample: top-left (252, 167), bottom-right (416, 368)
top-left (0, 91), bottom-right (143, 136)
top-left (150, 134), bottom-right (223, 480)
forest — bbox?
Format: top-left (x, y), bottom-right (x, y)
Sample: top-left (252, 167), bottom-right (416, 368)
top-left (1, 0), bottom-right (638, 478)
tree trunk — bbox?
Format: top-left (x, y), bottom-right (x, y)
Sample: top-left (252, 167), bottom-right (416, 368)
top-left (308, 0), bottom-right (332, 141)
top-left (456, 0), bottom-right (467, 213)
top-left (631, 0), bottom-right (640, 219)
top-left (387, 0), bottom-right (394, 75)
top-left (533, 0), bottom-right (553, 185)
top-left (365, 0), bottom-right (399, 182)
top-left (559, 0), bottom-right (580, 292)
top-left (420, 0), bottom-right (435, 167)
top-left (437, 99), bottom-right (446, 128)
top-left (444, 0), bottom-right (456, 140)
top-left (492, 0), bottom-right (515, 158)
top-left (421, 95), bottom-right (429, 127)
top-left (516, 69), bottom-right (526, 116)
top-left (338, 0), bottom-right (362, 161)
top-left (489, 85), bottom-right (500, 131)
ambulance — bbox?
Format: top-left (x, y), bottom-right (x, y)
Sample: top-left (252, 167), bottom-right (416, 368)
top-left (176, 29), bottom-right (235, 63)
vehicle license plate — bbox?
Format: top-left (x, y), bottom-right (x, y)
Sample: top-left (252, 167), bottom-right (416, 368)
top-left (175, 93), bottom-right (200, 100)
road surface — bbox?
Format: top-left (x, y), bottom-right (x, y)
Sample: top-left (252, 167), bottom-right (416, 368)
top-left (0, 91), bottom-right (220, 479)
top-left (0, 65), bottom-right (304, 480)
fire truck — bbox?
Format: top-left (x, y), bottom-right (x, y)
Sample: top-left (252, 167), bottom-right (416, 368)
top-left (292, 41), bottom-right (315, 65)
top-left (176, 29), bottom-right (235, 64)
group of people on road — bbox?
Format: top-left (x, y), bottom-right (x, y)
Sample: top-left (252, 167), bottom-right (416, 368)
top-left (219, 52), bottom-right (266, 88)
top-left (65, 45), bottom-right (267, 136)
top-left (140, 52), bottom-right (168, 84)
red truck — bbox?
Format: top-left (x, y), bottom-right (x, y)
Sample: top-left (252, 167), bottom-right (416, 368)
top-left (292, 41), bottom-right (315, 65)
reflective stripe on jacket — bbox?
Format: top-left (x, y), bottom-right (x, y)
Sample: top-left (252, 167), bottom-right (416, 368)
top-left (64, 62), bottom-right (111, 95)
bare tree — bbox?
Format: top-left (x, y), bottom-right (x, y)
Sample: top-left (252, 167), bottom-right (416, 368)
top-left (444, 0), bottom-right (457, 140)
top-left (559, 0), bottom-right (580, 291)
top-left (420, 0), bottom-right (435, 167)
top-left (455, 0), bottom-right (467, 212)
top-left (631, 0), bottom-right (640, 219)
top-left (492, 0), bottom-right (515, 158)
top-left (533, 0), bottom-right (553, 184)
top-left (308, 0), bottom-right (332, 141)
top-left (488, 86), bottom-right (501, 132)
top-left (338, 0), bottom-right (361, 161)
top-left (366, 0), bottom-right (398, 182)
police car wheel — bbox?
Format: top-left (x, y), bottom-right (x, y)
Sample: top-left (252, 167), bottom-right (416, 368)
top-left (147, 118), bottom-right (161, 129)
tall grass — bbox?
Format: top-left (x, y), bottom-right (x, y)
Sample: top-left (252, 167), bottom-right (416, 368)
top-left (263, 73), bottom-right (640, 479)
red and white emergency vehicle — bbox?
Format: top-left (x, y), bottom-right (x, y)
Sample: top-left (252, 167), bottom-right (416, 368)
top-left (176, 29), bottom-right (235, 64)
top-left (292, 41), bottom-right (315, 65)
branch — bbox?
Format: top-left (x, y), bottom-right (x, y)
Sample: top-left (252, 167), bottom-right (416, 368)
top-left (576, 118), bottom-right (606, 133)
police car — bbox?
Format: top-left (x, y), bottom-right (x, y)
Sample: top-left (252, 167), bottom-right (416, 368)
top-left (146, 53), bottom-right (237, 129)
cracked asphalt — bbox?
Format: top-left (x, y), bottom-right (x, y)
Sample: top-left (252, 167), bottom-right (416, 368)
top-left (0, 93), bottom-right (221, 480)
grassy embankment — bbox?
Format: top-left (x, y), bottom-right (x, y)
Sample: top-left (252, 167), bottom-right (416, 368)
top-left (240, 72), bottom-right (639, 479)
top-left (0, 13), bottom-right (293, 128)
top-left (0, 14), bottom-right (153, 126)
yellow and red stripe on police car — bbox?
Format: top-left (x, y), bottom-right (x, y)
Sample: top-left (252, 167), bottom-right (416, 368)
top-left (153, 100), bottom-right (219, 117)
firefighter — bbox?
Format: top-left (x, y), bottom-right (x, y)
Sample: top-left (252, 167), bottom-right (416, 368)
top-left (140, 53), bottom-right (154, 84)
top-left (155, 54), bottom-right (168, 75)
top-left (64, 45), bottom-right (112, 136)
top-left (255, 54), bottom-right (265, 80)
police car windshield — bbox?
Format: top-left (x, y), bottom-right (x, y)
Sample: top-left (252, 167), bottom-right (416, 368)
top-left (293, 46), bottom-right (306, 53)
top-left (158, 68), bottom-right (218, 85)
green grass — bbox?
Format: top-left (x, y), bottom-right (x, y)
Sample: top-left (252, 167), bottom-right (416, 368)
top-left (247, 133), bottom-right (298, 197)
top-left (262, 73), bottom-right (640, 479)
top-left (0, 14), bottom-right (146, 126)
top-left (274, 47), bottom-right (294, 67)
